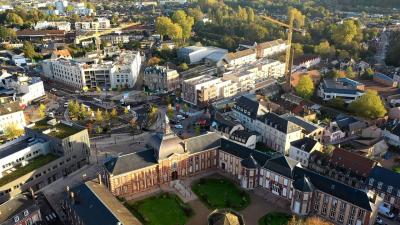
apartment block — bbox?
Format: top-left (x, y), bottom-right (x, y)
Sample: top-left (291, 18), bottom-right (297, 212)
top-left (0, 102), bottom-right (26, 135)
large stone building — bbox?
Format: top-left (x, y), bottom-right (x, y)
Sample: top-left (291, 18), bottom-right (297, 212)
top-left (100, 118), bottom-right (379, 225)
top-left (143, 66), bottom-right (180, 93)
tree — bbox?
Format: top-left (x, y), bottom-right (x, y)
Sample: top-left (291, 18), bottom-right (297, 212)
top-left (167, 23), bottom-right (183, 42)
top-left (247, 7), bottom-right (255, 22)
top-left (289, 8), bottom-right (305, 28)
top-left (96, 86), bottom-right (101, 93)
top-left (124, 107), bottom-right (129, 115)
top-left (326, 69), bottom-right (344, 79)
top-left (362, 68), bottom-right (374, 79)
top-left (4, 124), bottom-right (24, 139)
top-left (183, 104), bottom-right (189, 113)
top-left (79, 103), bottom-right (89, 118)
top-left (349, 90), bottom-right (387, 119)
top-left (172, 10), bottom-right (194, 42)
top-left (148, 57), bottom-right (161, 66)
top-left (287, 216), bottom-right (333, 225)
top-left (345, 67), bottom-right (356, 79)
top-left (314, 41), bottom-right (335, 58)
top-left (188, 7), bottom-right (204, 22)
top-left (194, 124), bottom-right (201, 135)
top-left (328, 98), bottom-right (345, 110)
top-left (236, 6), bottom-right (248, 21)
top-left (179, 63), bottom-right (189, 71)
top-left (66, 5), bottom-right (74, 12)
top-left (95, 109), bottom-right (103, 123)
top-left (68, 100), bottom-right (80, 117)
top-left (292, 43), bottom-right (304, 57)
top-left (38, 103), bottom-right (46, 118)
top-left (332, 20), bottom-right (361, 46)
top-left (85, 2), bottom-right (96, 11)
top-left (0, 26), bottom-right (16, 40)
top-left (111, 108), bottom-right (118, 119)
top-left (295, 75), bottom-right (314, 99)
top-left (6, 13), bottom-right (24, 26)
top-left (23, 41), bottom-right (38, 60)
top-left (156, 16), bottom-right (173, 41)
top-left (130, 118), bottom-right (137, 132)
top-left (104, 110), bottom-right (111, 121)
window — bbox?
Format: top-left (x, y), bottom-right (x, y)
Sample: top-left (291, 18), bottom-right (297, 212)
top-left (369, 178), bottom-right (374, 186)
top-left (23, 210), bottom-right (29, 216)
top-left (13, 216), bottom-right (19, 222)
top-left (284, 179), bottom-right (288, 186)
top-left (378, 182), bottom-right (383, 189)
top-left (274, 175), bottom-right (279, 182)
top-left (388, 186), bottom-right (393, 193)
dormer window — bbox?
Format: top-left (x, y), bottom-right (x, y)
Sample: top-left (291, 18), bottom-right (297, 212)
top-left (14, 216), bottom-right (19, 222)
top-left (397, 190), bottom-right (400, 197)
top-left (377, 182), bottom-right (383, 189)
top-left (388, 186), bottom-right (393, 193)
top-left (369, 178), bottom-right (374, 186)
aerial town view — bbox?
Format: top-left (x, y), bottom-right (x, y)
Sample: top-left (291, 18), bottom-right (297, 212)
top-left (0, 0), bottom-right (400, 224)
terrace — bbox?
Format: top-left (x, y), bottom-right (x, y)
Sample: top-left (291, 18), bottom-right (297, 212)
top-left (0, 154), bottom-right (59, 187)
top-left (31, 117), bottom-right (85, 139)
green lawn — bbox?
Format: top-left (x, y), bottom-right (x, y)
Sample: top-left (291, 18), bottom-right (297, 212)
top-left (124, 193), bottom-right (193, 225)
top-left (191, 178), bottom-right (250, 211)
top-left (258, 212), bottom-right (291, 225)
top-left (0, 154), bottom-right (59, 187)
top-left (392, 166), bottom-right (400, 173)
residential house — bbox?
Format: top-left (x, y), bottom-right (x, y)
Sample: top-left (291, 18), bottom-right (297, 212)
top-left (383, 121), bottom-right (400, 147)
top-left (226, 49), bottom-right (257, 67)
top-left (232, 96), bottom-right (268, 131)
top-left (0, 102), bottom-right (26, 135)
top-left (229, 130), bottom-right (257, 149)
top-left (368, 166), bottom-right (400, 211)
top-left (318, 78), bottom-right (364, 103)
top-left (281, 114), bottom-right (324, 142)
top-left (373, 73), bottom-right (398, 87)
top-left (289, 137), bottom-right (322, 167)
top-left (0, 194), bottom-right (42, 225)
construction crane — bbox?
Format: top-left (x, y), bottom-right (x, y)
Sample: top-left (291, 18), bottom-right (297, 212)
top-left (259, 14), bottom-right (305, 90)
top-left (74, 22), bottom-right (141, 60)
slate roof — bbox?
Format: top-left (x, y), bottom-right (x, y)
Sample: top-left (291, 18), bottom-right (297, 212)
top-left (104, 149), bottom-right (157, 176)
top-left (234, 96), bottom-right (260, 119)
top-left (213, 113), bottom-right (241, 132)
top-left (293, 176), bottom-right (314, 192)
top-left (281, 114), bottom-right (320, 134)
top-left (290, 137), bottom-right (318, 153)
top-left (185, 132), bottom-right (221, 154)
top-left (241, 155), bottom-right (258, 169)
top-left (0, 195), bottom-right (39, 224)
top-left (230, 130), bottom-right (256, 143)
top-left (294, 167), bottom-right (372, 211)
top-left (264, 156), bottom-right (298, 178)
top-left (148, 133), bottom-right (185, 160)
top-left (336, 115), bottom-right (359, 132)
top-left (321, 79), bottom-right (363, 95)
top-left (65, 183), bottom-right (123, 225)
top-left (220, 138), bottom-right (274, 166)
top-left (368, 166), bottom-right (400, 192)
top-left (258, 112), bottom-right (301, 134)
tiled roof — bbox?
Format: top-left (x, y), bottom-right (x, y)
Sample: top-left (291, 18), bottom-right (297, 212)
top-left (52, 49), bottom-right (71, 57)
top-left (330, 148), bottom-right (376, 178)
top-left (256, 39), bottom-right (286, 50)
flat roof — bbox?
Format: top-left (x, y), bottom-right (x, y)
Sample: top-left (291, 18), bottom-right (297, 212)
top-left (31, 118), bottom-right (85, 139)
top-left (0, 138), bottom-right (31, 159)
top-left (0, 154), bottom-right (59, 187)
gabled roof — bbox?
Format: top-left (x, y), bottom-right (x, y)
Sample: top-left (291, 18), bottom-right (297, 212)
top-left (294, 167), bottom-right (372, 211)
top-left (264, 156), bottom-right (298, 178)
top-left (281, 114), bottom-right (321, 134)
top-left (241, 154), bottom-right (258, 169)
top-left (230, 130), bottom-right (256, 142)
top-left (52, 49), bottom-right (71, 58)
top-left (233, 96), bottom-right (260, 119)
top-left (290, 137), bottom-right (319, 153)
top-left (258, 112), bottom-right (301, 134)
top-left (104, 149), bottom-right (157, 176)
top-left (185, 132), bottom-right (221, 154)
top-left (330, 148), bottom-right (376, 177)
top-left (148, 133), bottom-right (185, 160)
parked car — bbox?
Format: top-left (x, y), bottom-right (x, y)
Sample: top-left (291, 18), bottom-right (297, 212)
top-left (176, 115), bottom-right (185, 120)
top-left (378, 203), bottom-right (395, 219)
top-left (376, 216), bottom-right (385, 225)
top-left (175, 124), bottom-right (183, 129)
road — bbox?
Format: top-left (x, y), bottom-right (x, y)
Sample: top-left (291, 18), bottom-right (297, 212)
top-left (374, 30), bottom-right (389, 66)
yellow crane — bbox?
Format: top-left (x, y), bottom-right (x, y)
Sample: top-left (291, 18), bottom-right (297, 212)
top-left (259, 14), bottom-right (304, 89)
top-left (74, 22), bottom-right (141, 59)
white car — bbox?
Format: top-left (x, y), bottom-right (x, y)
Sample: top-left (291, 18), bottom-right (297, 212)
top-left (175, 124), bottom-right (183, 129)
top-left (176, 115), bottom-right (185, 120)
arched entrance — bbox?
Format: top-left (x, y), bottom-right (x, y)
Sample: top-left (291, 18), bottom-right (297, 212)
top-left (171, 171), bottom-right (178, 180)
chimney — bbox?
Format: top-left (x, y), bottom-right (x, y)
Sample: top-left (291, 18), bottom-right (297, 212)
top-left (29, 187), bottom-right (35, 200)
top-left (66, 186), bottom-right (70, 193)
top-left (70, 191), bottom-right (75, 205)
top-left (98, 173), bottom-right (102, 185)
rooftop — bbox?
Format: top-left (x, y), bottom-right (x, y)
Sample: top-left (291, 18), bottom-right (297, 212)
top-left (0, 154), bottom-right (59, 187)
top-left (321, 78), bottom-right (364, 95)
top-left (0, 137), bottom-right (47, 159)
top-left (0, 194), bottom-right (39, 224)
top-left (30, 117), bottom-right (85, 139)
top-left (0, 102), bottom-right (23, 116)
top-left (66, 181), bottom-right (141, 225)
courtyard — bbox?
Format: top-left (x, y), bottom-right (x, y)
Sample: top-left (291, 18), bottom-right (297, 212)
top-left (191, 178), bottom-right (250, 211)
top-left (124, 193), bottom-right (193, 225)
top-left (123, 173), bottom-right (291, 225)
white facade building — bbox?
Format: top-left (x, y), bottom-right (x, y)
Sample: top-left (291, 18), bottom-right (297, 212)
top-left (75, 18), bottom-right (111, 31)
top-left (0, 102), bottom-right (26, 134)
top-left (289, 138), bottom-right (322, 167)
top-left (0, 137), bottom-right (50, 177)
top-left (34, 21), bottom-right (71, 31)
top-left (42, 51), bottom-right (141, 89)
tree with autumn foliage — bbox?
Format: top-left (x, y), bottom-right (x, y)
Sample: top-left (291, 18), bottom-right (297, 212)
top-left (287, 216), bottom-right (334, 225)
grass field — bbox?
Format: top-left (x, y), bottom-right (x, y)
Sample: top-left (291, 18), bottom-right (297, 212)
top-left (192, 178), bottom-right (250, 211)
top-left (124, 193), bottom-right (193, 225)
